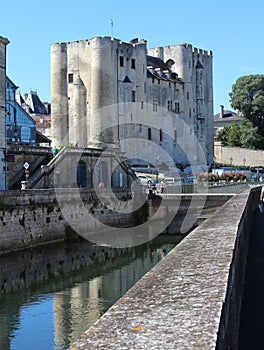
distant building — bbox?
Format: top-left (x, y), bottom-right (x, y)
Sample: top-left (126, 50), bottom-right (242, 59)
top-left (214, 105), bottom-right (242, 136)
top-left (51, 36), bottom-right (214, 168)
top-left (6, 77), bottom-right (36, 145)
top-left (16, 90), bottom-right (51, 140)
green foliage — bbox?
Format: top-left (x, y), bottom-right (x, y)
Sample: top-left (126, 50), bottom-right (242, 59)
top-left (215, 125), bottom-right (231, 146)
top-left (229, 74), bottom-right (264, 138)
top-left (215, 117), bottom-right (264, 149)
top-left (240, 117), bottom-right (262, 149)
top-left (226, 123), bottom-right (241, 147)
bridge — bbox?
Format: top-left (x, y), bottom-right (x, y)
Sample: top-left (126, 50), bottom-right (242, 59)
top-left (69, 186), bottom-right (261, 349)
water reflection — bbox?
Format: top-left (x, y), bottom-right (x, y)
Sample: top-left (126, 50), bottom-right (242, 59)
top-left (0, 234), bottom-right (183, 350)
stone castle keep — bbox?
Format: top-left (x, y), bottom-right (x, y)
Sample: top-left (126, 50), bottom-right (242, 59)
top-left (51, 36), bottom-right (214, 167)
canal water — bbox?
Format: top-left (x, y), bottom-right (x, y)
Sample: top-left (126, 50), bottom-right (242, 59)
top-left (0, 234), bottom-right (184, 350)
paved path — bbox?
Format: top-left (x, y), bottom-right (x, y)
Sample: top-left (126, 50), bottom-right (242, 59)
top-left (239, 209), bottom-right (264, 349)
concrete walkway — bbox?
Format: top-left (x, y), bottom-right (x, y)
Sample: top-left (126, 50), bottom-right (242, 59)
top-left (239, 209), bottom-right (264, 349)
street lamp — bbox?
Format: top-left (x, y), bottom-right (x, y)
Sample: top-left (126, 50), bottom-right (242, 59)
top-left (230, 157), bottom-right (233, 172)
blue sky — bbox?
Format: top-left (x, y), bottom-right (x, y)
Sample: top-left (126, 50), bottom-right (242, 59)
top-left (1, 0), bottom-right (263, 114)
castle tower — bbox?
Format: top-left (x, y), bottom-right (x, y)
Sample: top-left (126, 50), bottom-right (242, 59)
top-left (70, 75), bottom-right (86, 147)
top-left (88, 37), bottom-right (118, 148)
top-left (0, 36), bottom-right (9, 190)
top-left (50, 37), bottom-right (147, 150)
top-left (50, 43), bottom-right (69, 146)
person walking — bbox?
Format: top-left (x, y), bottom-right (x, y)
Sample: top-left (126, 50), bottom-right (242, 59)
top-left (160, 180), bottom-right (165, 194)
top-left (52, 145), bottom-right (58, 157)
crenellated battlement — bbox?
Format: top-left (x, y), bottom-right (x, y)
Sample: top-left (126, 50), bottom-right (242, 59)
top-left (52, 36), bottom-right (147, 50)
top-left (192, 46), bottom-right (213, 56)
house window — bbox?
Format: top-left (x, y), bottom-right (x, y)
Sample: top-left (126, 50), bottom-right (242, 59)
top-left (139, 124), bottom-right (142, 132)
top-left (159, 129), bottom-right (163, 142)
top-left (187, 91), bottom-right (189, 100)
top-left (148, 128), bottom-right (152, 140)
top-left (174, 130), bottom-right (177, 142)
top-left (132, 91), bottom-right (136, 102)
top-left (131, 58), bottom-right (135, 69)
top-left (68, 73), bottom-right (73, 83)
top-left (175, 102), bottom-right (180, 113)
top-left (120, 56), bottom-right (124, 67)
top-left (167, 100), bottom-right (171, 111)
top-left (144, 82), bottom-right (146, 93)
top-left (21, 127), bottom-right (31, 143)
top-left (141, 101), bottom-right (144, 110)
top-left (153, 99), bottom-right (158, 112)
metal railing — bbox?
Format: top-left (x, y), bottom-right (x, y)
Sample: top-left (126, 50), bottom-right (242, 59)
top-left (161, 181), bottom-right (260, 195)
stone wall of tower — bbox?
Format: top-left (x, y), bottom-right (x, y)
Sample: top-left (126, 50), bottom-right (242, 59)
top-left (0, 36), bottom-right (9, 190)
top-left (66, 40), bottom-right (90, 147)
top-left (51, 43), bottom-right (69, 146)
top-left (89, 37), bottom-right (120, 148)
top-left (116, 39), bottom-right (147, 142)
top-left (148, 43), bottom-right (214, 165)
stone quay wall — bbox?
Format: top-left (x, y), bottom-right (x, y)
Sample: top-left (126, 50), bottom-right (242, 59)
top-left (0, 188), bottom-right (142, 255)
top-left (0, 189), bottom-right (231, 255)
top-left (70, 187), bottom-right (260, 349)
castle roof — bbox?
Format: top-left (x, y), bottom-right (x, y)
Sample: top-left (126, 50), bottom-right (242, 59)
top-left (146, 55), bottom-right (184, 84)
top-left (147, 55), bottom-right (170, 71)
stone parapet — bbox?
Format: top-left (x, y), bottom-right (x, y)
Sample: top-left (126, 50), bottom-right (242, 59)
top-left (69, 187), bottom-right (260, 349)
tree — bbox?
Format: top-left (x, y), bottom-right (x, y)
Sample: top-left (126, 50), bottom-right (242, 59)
top-left (226, 122), bottom-right (241, 147)
top-left (215, 119), bottom-right (262, 149)
top-left (240, 117), bottom-right (262, 149)
top-left (215, 125), bottom-right (231, 146)
top-left (229, 74), bottom-right (264, 137)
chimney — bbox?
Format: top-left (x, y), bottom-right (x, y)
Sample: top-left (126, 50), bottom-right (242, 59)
top-left (220, 105), bottom-right (224, 118)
